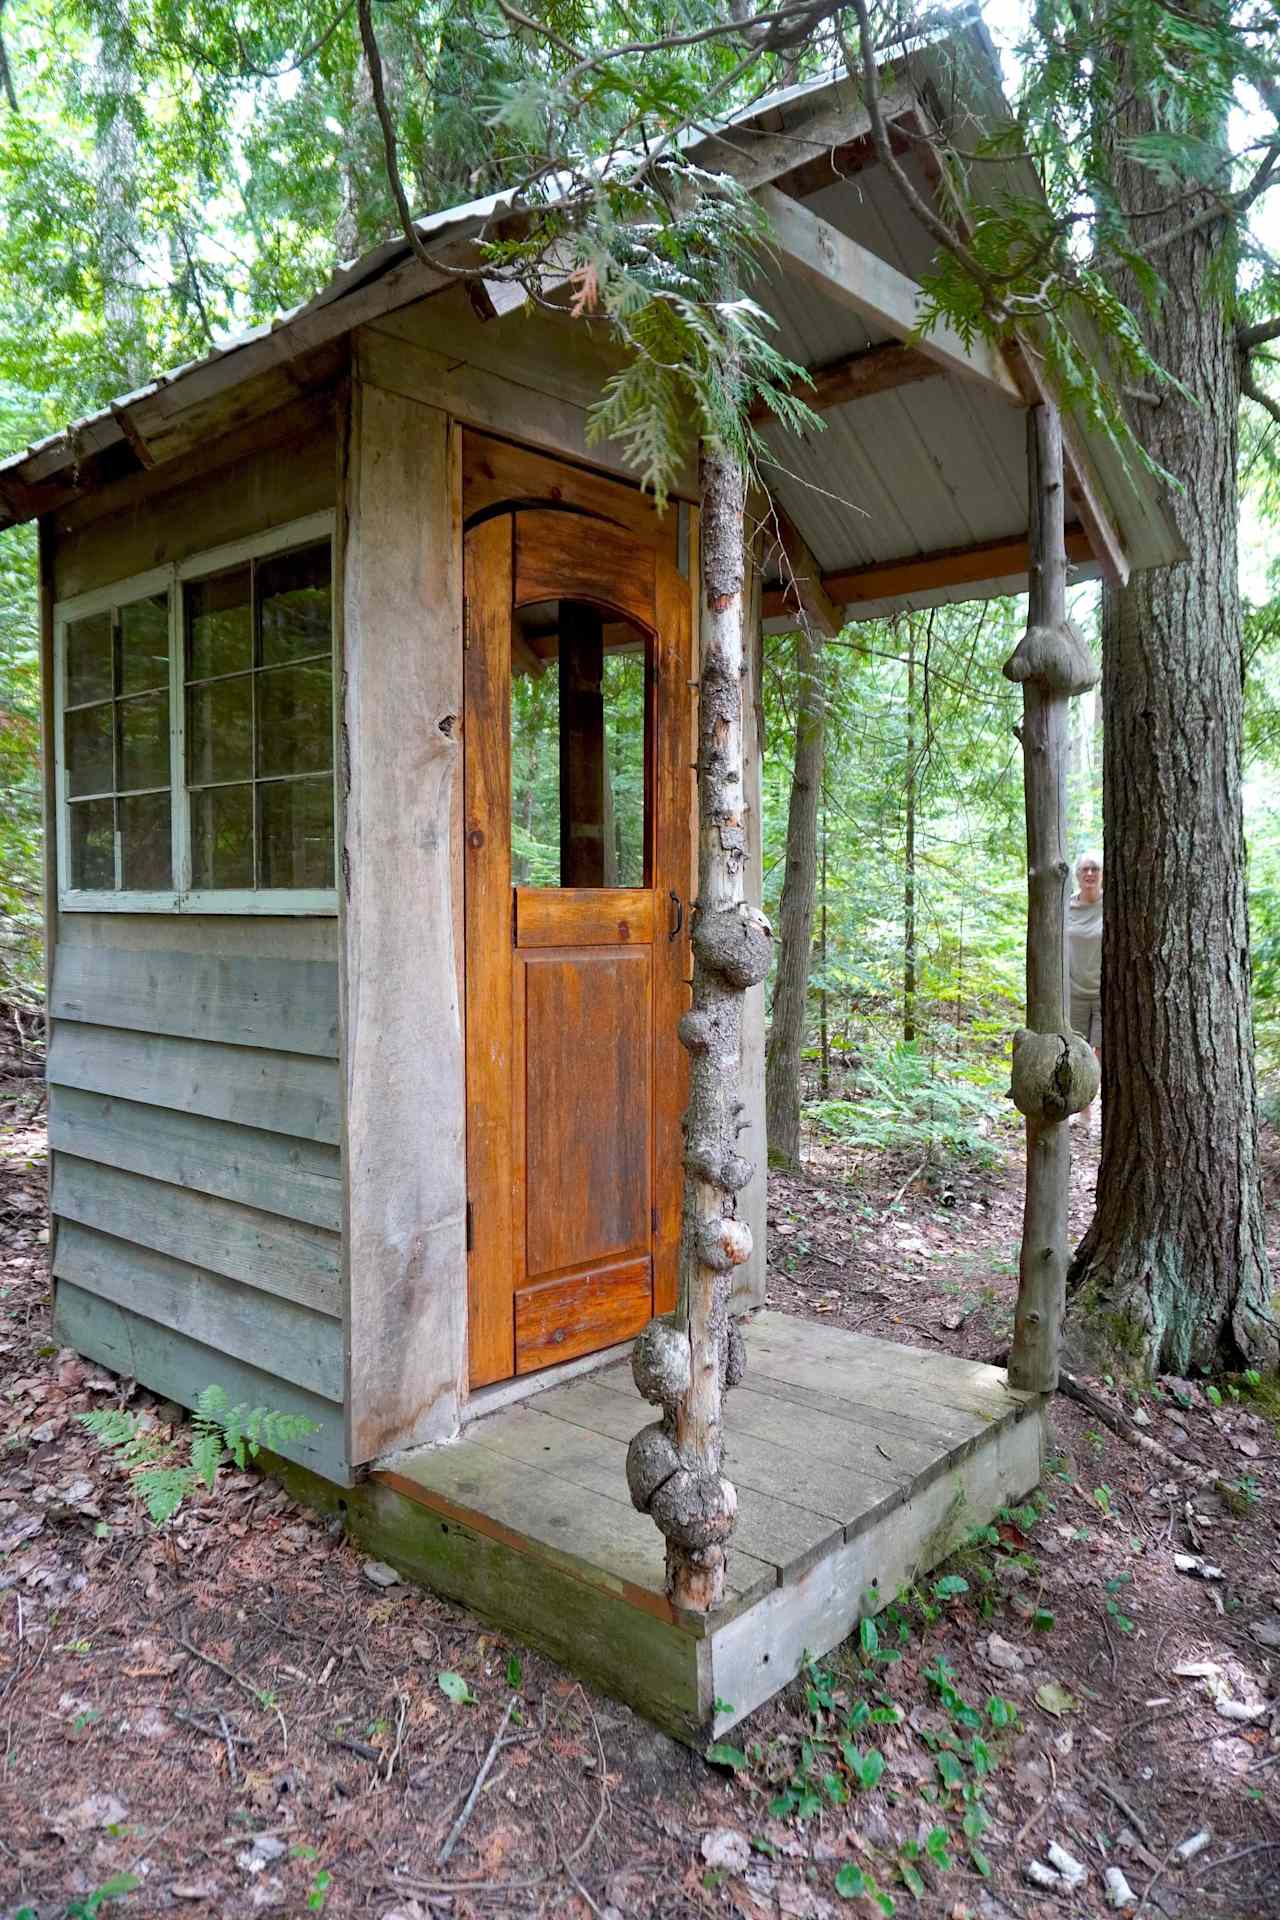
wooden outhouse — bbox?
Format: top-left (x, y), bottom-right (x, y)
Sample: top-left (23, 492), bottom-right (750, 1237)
top-left (0, 25), bottom-right (1175, 1737)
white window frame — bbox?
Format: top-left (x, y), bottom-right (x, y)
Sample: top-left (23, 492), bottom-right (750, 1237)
top-left (54, 510), bottom-right (338, 915)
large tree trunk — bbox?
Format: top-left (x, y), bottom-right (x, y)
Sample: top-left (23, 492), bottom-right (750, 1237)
top-left (1065, 81), bottom-right (1279, 1377)
top-left (625, 440), bottom-right (772, 1612)
top-left (765, 621), bottom-right (826, 1169)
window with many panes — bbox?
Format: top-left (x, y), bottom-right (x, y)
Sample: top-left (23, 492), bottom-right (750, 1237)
top-left (63, 590), bottom-right (174, 893)
top-left (55, 514), bottom-right (336, 912)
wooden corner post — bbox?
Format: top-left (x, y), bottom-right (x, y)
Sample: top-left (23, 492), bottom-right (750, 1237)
top-left (625, 441), bottom-right (772, 1612)
top-left (1003, 405), bottom-right (1099, 1395)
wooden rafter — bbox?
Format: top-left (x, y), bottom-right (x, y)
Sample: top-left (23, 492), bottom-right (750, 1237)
top-left (748, 340), bottom-right (940, 422)
top-left (762, 525), bottom-right (1094, 620)
top-left (753, 185), bottom-right (1021, 403)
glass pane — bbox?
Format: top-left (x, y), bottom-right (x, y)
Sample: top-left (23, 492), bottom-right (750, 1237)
top-left (119, 792), bottom-right (172, 890)
top-left (511, 653), bottom-right (561, 886)
top-left (260, 778), bottom-right (334, 889)
top-left (257, 661), bottom-right (332, 778)
top-left (604, 648), bottom-right (647, 888)
top-left (66, 701), bottom-right (113, 797)
top-left (66, 611), bottom-right (113, 706)
top-left (120, 593), bottom-right (170, 695)
top-left (119, 690), bottom-right (170, 792)
top-left (509, 605), bottom-right (649, 889)
top-left (191, 783), bottom-right (253, 890)
top-left (188, 675), bottom-right (252, 786)
top-left (187, 566), bottom-right (251, 680)
top-left (68, 798), bottom-right (114, 889)
top-left (259, 543), bottom-right (331, 666)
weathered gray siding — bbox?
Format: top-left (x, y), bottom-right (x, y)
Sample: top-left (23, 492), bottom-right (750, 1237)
top-left (48, 914), bottom-right (348, 1483)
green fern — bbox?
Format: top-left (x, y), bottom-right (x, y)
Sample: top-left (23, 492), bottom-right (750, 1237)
top-left (77, 1386), bottom-right (317, 1526)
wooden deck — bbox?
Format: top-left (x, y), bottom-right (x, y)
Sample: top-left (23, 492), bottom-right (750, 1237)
top-left (279, 1311), bottom-right (1044, 1742)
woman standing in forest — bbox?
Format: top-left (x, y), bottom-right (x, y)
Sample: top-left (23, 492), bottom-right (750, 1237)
top-left (1068, 851), bottom-right (1104, 1131)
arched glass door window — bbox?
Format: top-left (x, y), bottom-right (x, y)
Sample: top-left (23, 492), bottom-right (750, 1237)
top-left (510, 599), bottom-right (651, 889)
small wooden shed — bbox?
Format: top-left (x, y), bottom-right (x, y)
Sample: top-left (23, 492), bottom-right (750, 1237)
top-left (0, 25), bottom-right (1174, 1737)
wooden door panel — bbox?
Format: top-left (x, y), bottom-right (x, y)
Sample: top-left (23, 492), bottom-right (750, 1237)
top-left (516, 887), bottom-right (655, 948)
top-left (515, 511), bottom-right (656, 629)
top-left (464, 476), bottom-right (694, 1388)
top-left (522, 947), bottom-right (652, 1278)
top-left (515, 1257), bottom-right (652, 1374)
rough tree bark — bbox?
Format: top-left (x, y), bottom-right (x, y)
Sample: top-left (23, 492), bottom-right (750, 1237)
top-left (765, 617), bottom-right (826, 1170)
top-left (625, 441), bottom-right (772, 1611)
top-left (1004, 406), bottom-right (1099, 1394)
top-left (1065, 79), bottom-right (1280, 1377)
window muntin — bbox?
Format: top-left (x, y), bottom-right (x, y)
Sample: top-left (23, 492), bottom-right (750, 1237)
top-left (183, 540), bottom-right (334, 894)
top-left (62, 590), bottom-right (173, 893)
top-left (55, 514), bottom-right (336, 912)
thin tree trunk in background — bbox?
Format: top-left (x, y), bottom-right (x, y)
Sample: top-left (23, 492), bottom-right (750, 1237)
top-left (626, 439), bottom-right (771, 1613)
top-left (819, 795), bottom-right (829, 1097)
top-left (903, 626), bottom-right (917, 1047)
top-left (765, 620), bottom-right (827, 1169)
top-left (1005, 406), bottom-right (1099, 1394)
top-left (1065, 73), bottom-right (1279, 1376)
top-left (94, 42), bottom-right (146, 389)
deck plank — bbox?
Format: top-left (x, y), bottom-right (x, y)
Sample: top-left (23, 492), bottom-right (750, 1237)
top-left (531, 1375), bottom-right (912, 1520)
top-left (540, 1368), bottom-right (957, 1480)
top-left (574, 1340), bottom-right (1005, 1451)
top-left (472, 1403), bottom-right (846, 1580)
top-left (744, 1315), bottom-right (1027, 1426)
top-left (380, 1435), bottom-right (778, 1619)
top-left (751, 1310), bottom-right (1025, 1400)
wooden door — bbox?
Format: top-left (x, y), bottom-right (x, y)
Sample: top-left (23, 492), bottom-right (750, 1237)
top-left (464, 477), bottom-right (692, 1388)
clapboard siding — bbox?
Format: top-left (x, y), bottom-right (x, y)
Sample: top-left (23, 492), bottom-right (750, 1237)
top-left (54, 1223), bottom-right (343, 1403)
top-left (51, 945), bottom-right (339, 1057)
top-left (54, 1281), bottom-right (349, 1484)
top-left (49, 1087), bottom-right (341, 1229)
top-left (53, 1155), bottom-right (340, 1315)
top-left (48, 1023), bottom-right (341, 1145)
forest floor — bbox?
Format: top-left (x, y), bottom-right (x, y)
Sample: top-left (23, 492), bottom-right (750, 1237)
top-left (2, 1035), bottom-right (1279, 1920)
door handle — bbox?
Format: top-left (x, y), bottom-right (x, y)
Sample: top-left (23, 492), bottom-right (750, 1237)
top-left (668, 890), bottom-right (684, 941)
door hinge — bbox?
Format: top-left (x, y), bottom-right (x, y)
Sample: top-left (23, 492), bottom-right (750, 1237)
top-left (651, 1206), bottom-right (658, 1236)
top-left (466, 1199), bottom-right (475, 1252)
top-left (462, 592), bottom-right (470, 648)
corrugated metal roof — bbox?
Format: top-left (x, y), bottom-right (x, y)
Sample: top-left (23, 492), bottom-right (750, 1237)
top-left (0, 21), bottom-right (1179, 605)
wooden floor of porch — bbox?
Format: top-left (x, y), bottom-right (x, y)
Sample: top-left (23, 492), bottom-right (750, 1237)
top-left (284, 1311), bottom-right (1045, 1743)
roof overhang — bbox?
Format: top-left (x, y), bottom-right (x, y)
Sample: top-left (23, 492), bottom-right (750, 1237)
top-left (0, 15), bottom-right (1180, 623)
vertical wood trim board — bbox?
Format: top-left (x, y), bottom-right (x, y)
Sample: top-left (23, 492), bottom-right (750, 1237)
top-left (462, 514), bottom-right (517, 1386)
top-left (342, 382), bottom-right (467, 1462)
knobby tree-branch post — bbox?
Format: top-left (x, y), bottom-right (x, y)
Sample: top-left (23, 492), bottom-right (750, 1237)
top-left (626, 436), bottom-right (772, 1611)
top-left (1004, 404), bottom-right (1099, 1394)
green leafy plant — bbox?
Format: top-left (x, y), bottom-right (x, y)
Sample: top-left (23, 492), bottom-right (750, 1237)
top-left (76, 1386), bottom-right (317, 1525)
top-left (1104, 1573), bottom-right (1136, 1634)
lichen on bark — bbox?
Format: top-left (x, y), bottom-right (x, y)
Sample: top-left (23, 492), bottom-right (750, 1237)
top-left (624, 436), bottom-right (769, 1612)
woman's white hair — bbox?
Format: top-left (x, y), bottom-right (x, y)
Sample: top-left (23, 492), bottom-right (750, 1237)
top-left (1075, 848), bottom-right (1104, 877)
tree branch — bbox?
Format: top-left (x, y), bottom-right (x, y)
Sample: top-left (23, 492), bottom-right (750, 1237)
top-left (1241, 357), bottom-right (1280, 430)
top-left (837, 0), bottom-right (1007, 322)
top-left (1239, 313), bottom-right (1280, 350)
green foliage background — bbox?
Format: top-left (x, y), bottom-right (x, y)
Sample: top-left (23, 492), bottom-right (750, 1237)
top-left (2, 0), bottom-right (1280, 1145)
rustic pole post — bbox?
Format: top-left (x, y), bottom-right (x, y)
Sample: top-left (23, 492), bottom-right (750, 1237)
top-left (1003, 405), bottom-right (1100, 1394)
top-left (625, 440), bottom-right (772, 1611)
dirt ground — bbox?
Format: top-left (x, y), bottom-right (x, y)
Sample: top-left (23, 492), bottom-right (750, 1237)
top-left (2, 1030), bottom-right (1279, 1920)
